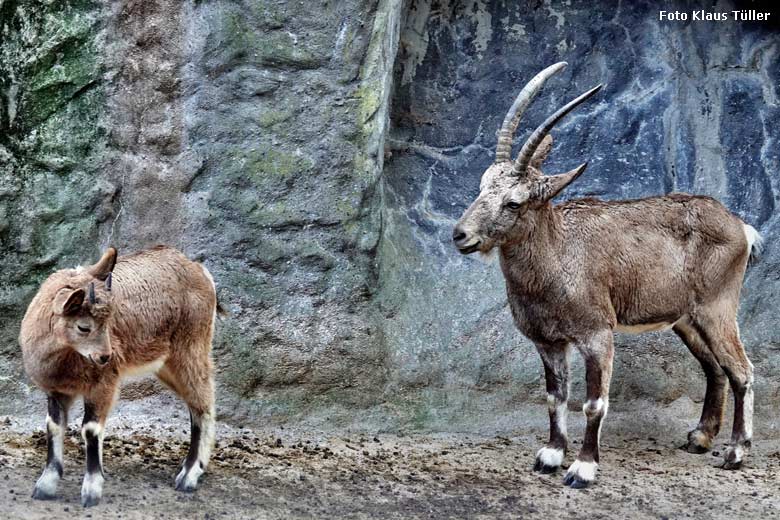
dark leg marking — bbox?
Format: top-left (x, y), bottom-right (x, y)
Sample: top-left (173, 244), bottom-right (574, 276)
top-left (175, 410), bottom-right (203, 492)
top-left (45, 395), bottom-right (66, 477)
top-left (32, 393), bottom-right (71, 500)
top-left (80, 399), bottom-right (106, 507)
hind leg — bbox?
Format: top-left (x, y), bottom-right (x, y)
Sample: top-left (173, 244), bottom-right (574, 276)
top-left (720, 333), bottom-right (754, 470)
top-left (673, 318), bottom-right (728, 453)
top-left (158, 354), bottom-right (215, 492)
top-left (692, 313), bottom-right (754, 469)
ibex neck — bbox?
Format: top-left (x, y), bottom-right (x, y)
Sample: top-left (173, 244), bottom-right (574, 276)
top-left (24, 345), bottom-right (75, 389)
top-left (498, 204), bottom-right (564, 284)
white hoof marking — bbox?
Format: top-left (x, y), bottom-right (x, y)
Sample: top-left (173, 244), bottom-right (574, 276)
top-left (34, 468), bottom-right (60, 498)
top-left (175, 463), bottom-right (204, 491)
top-left (81, 472), bottom-right (104, 507)
top-left (724, 445), bottom-right (744, 464)
top-left (565, 459), bottom-right (598, 482)
top-left (536, 447), bottom-right (564, 467)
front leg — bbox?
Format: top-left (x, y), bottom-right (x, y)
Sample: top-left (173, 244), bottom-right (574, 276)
top-left (533, 342), bottom-right (570, 474)
top-left (80, 387), bottom-right (117, 507)
top-left (563, 330), bottom-right (613, 488)
top-left (32, 393), bottom-right (73, 500)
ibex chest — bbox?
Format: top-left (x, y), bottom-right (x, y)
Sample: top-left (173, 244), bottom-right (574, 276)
top-left (506, 291), bottom-right (591, 345)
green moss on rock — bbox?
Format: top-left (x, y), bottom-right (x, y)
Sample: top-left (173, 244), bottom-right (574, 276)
top-left (0, 0), bottom-right (106, 402)
top-left (207, 9), bottom-right (325, 71)
top-left (259, 108), bottom-right (294, 129)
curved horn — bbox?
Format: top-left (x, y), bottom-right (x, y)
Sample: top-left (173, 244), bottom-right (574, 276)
top-left (513, 84), bottom-right (603, 176)
top-left (495, 62), bottom-right (568, 163)
top-left (105, 272), bottom-right (112, 291)
top-left (88, 247), bottom-right (118, 281)
top-left (88, 282), bottom-right (96, 305)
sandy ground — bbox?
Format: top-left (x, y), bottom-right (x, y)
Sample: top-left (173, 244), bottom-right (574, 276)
top-left (1, 411), bottom-right (779, 520)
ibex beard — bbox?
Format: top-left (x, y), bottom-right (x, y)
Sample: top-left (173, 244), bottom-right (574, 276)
top-left (20, 246), bottom-right (219, 506)
top-left (453, 62), bottom-right (760, 488)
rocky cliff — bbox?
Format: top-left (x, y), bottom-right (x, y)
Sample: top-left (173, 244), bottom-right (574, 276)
top-left (1, 0), bottom-right (778, 432)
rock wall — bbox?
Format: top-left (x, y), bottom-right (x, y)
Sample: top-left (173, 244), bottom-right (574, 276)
top-left (1, 0), bottom-right (778, 432)
top-left (0, 0), bottom-right (110, 405)
top-left (0, 0), bottom-right (403, 426)
top-left (381, 0), bottom-right (780, 429)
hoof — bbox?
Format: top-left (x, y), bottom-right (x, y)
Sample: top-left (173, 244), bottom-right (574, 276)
top-left (565, 476), bottom-right (590, 489)
top-left (32, 468), bottom-right (60, 500)
top-left (80, 473), bottom-right (104, 508)
top-left (31, 486), bottom-right (57, 501)
top-left (533, 459), bottom-right (559, 474)
top-left (682, 441), bottom-right (710, 454)
top-left (174, 464), bottom-right (203, 493)
top-left (533, 447), bottom-right (564, 474)
top-left (683, 429), bottom-right (711, 454)
top-left (562, 459), bottom-right (597, 489)
top-left (722, 445), bottom-right (745, 470)
top-left (81, 493), bottom-right (102, 508)
top-left (174, 477), bottom-right (198, 493)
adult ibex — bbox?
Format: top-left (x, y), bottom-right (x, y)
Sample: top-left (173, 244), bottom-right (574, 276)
top-left (452, 62), bottom-right (761, 488)
top-left (20, 246), bottom-right (219, 506)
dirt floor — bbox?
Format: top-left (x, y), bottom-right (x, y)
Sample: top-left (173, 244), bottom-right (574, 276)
top-left (1, 411), bottom-right (779, 520)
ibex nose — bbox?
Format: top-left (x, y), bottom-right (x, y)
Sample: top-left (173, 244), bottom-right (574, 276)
top-left (452, 225), bottom-right (481, 254)
top-left (452, 225), bottom-right (468, 245)
top-left (97, 354), bottom-right (111, 365)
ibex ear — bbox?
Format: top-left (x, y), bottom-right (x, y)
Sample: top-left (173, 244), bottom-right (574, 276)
top-left (530, 135), bottom-right (553, 168)
top-left (530, 162), bottom-right (587, 203)
top-left (88, 247), bottom-right (118, 281)
top-left (53, 288), bottom-right (86, 316)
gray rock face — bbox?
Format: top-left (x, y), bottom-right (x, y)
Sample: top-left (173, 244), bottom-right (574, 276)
top-left (1, 0), bottom-right (778, 431)
top-left (177, 0), bottom-right (400, 424)
top-left (0, 0), bottom-right (402, 425)
top-left (0, 0), bottom-right (109, 408)
top-left (381, 0), bottom-right (780, 426)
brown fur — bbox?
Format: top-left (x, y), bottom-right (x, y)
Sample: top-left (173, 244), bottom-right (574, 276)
top-left (453, 68), bottom-right (757, 487)
top-left (20, 245), bottom-right (218, 505)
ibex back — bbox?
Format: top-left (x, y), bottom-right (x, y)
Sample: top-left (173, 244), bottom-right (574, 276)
top-left (452, 62), bottom-right (760, 488)
top-left (20, 246), bottom-right (218, 506)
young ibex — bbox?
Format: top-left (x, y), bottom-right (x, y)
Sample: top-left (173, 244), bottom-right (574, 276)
top-left (20, 246), bottom-right (218, 506)
top-left (452, 62), bottom-right (760, 488)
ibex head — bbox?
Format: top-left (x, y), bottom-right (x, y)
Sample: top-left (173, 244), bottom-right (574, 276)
top-left (44, 248), bottom-right (118, 366)
top-left (453, 63), bottom-right (601, 255)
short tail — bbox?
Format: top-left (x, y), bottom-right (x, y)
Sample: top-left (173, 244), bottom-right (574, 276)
top-left (743, 224), bottom-right (764, 266)
top-left (201, 263), bottom-right (229, 319)
top-left (216, 296), bottom-right (229, 318)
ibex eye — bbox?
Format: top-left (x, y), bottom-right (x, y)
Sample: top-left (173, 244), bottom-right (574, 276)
top-left (77, 325), bottom-right (91, 334)
top-left (505, 201), bottom-right (522, 210)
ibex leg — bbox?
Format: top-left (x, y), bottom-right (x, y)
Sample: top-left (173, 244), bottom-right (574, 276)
top-left (694, 312), bottom-right (754, 470)
top-left (564, 330), bottom-right (613, 488)
top-left (533, 342), bottom-right (570, 473)
top-left (80, 385), bottom-right (118, 507)
top-left (674, 318), bottom-right (727, 453)
top-left (32, 393), bottom-right (73, 500)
